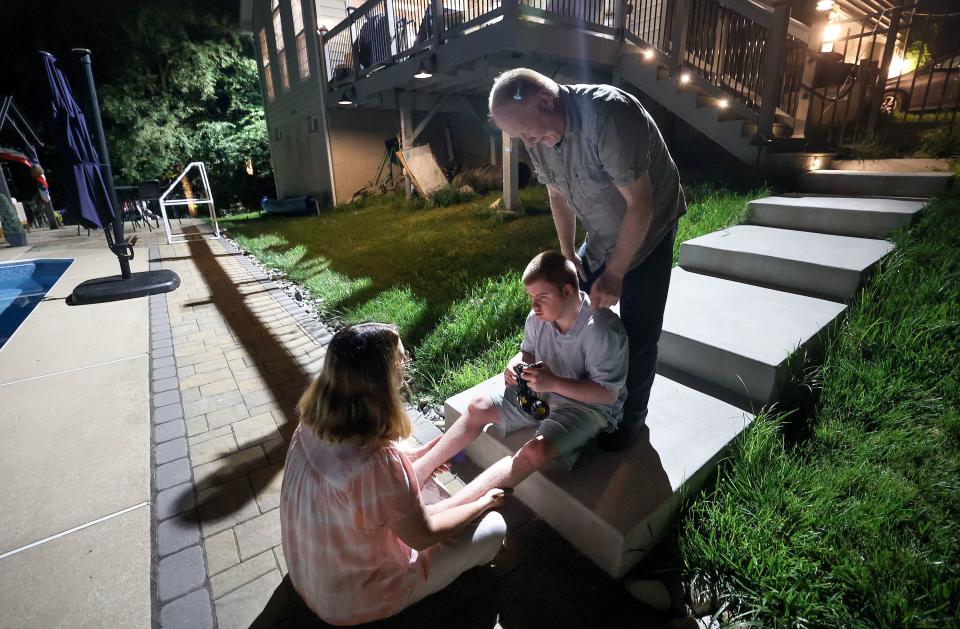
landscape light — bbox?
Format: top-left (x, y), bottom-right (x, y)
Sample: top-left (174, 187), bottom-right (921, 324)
top-left (718, 98), bottom-right (729, 108)
top-left (643, 49), bottom-right (655, 60)
top-left (338, 90), bottom-right (353, 105)
top-left (680, 73), bottom-right (691, 84)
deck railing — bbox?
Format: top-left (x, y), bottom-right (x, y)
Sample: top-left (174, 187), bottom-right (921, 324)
top-left (320, 0), bottom-right (810, 138)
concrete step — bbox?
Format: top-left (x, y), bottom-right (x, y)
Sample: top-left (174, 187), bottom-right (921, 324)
top-left (748, 195), bottom-right (925, 238)
top-left (800, 170), bottom-right (952, 198)
top-left (678, 225), bottom-right (895, 300)
top-left (444, 374), bottom-right (752, 578)
top-left (658, 268), bottom-right (847, 408)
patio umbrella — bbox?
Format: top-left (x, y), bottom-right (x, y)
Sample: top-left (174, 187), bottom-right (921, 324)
top-left (36, 50), bottom-right (180, 305)
top-left (40, 51), bottom-right (111, 230)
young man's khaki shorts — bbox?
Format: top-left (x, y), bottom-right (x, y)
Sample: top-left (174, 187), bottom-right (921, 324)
top-left (489, 386), bottom-right (612, 469)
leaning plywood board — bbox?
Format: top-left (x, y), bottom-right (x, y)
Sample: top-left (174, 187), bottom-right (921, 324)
top-left (397, 145), bottom-right (447, 197)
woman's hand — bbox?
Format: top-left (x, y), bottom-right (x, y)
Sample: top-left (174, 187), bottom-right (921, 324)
top-left (479, 487), bottom-right (511, 511)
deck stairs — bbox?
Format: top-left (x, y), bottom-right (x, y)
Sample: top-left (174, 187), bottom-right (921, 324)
top-left (442, 171), bottom-right (946, 578)
top-left (320, 0), bottom-right (829, 167)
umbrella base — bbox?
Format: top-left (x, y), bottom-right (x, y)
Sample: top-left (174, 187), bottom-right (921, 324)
top-left (68, 270), bottom-right (181, 305)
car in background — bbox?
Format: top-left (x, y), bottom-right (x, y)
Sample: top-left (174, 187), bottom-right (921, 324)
top-left (883, 50), bottom-right (960, 114)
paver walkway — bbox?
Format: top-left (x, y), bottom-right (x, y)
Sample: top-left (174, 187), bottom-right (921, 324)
top-left (149, 226), bottom-right (667, 628)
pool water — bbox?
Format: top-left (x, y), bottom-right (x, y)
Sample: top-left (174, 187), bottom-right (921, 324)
top-left (0, 259), bottom-right (74, 349)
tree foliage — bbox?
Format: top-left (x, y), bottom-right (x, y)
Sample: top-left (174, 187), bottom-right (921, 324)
top-left (94, 5), bottom-right (272, 208)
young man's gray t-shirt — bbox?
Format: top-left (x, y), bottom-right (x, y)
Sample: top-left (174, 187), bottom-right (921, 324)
top-left (520, 293), bottom-right (628, 429)
top-left (526, 83), bottom-right (686, 273)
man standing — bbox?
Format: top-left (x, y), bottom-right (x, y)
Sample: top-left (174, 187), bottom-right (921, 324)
top-left (488, 68), bottom-right (685, 450)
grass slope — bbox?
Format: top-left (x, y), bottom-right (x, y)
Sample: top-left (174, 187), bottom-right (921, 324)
top-left (680, 190), bottom-right (960, 628)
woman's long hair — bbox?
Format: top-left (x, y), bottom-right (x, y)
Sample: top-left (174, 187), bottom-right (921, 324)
top-left (297, 322), bottom-right (411, 445)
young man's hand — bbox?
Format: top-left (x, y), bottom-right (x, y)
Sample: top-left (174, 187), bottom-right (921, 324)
top-left (504, 354), bottom-right (524, 386)
top-left (522, 363), bottom-right (557, 393)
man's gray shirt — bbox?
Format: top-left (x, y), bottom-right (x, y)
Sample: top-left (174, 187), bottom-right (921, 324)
top-left (520, 293), bottom-right (629, 429)
top-left (526, 84), bottom-right (686, 273)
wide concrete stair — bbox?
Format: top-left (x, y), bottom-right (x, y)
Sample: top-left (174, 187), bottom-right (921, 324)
top-left (445, 374), bottom-right (751, 578)
top-left (800, 170), bottom-right (952, 197)
top-left (656, 268), bottom-right (846, 409)
top-left (747, 195), bottom-right (926, 238)
top-left (678, 225), bottom-right (895, 300)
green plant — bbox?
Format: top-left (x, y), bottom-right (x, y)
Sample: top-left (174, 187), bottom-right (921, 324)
top-left (916, 126), bottom-right (960, 158)
top-left (429, 185), bottom-right (480, 208)
top-left (0, 195), bottom-right (25, 236)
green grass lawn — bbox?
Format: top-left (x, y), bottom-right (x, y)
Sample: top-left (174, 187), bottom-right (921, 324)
top-left (220, 183), bottom-right (766, 404)
top-left (679, 189), bottom-right (960, 627)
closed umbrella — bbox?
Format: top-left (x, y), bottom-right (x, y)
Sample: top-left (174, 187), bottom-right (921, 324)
top-left (39, 50), bottom-right (180, 305)
top-left (40, 52), bottom-right (110, 231)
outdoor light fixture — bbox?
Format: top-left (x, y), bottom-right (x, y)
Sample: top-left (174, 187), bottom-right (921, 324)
top-left (414, 55), bottom-right (435, 79)
top-left (414, 62), bottom-right (432, 79)
top-left (816, 0), bottom-right (834, 11)
top-left (811, 156), bottom-right (823, 170)
top-left (822, 23), bottom-right (841, 43)
top-left (643, 49), bottom-right (655, 60)
top-left (338, 89), bottom-right (353, 105)
top-left (718, 98), bottom-right (729, 108)
top-left (680, 73), bottom-right (691, 84)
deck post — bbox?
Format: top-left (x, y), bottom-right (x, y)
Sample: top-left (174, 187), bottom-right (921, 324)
top-left (791, 11), bottom-right (828, 139)
top-left (400, 99), bottom-right (414, 199)
top-left (866, 5), bottom-right (902, 138)
top-left (502, 130), bottom-right (519, 211)
top-left (502, 0), bottom-right (520, 19)
top-left (431, 0), bottom-right (444, 46)
top-left (669, 0), bottom-right (690, 77)
top-left (614, 0), bottom-right (627, 41)
top-left (757, 1), bottom-right (792, 140)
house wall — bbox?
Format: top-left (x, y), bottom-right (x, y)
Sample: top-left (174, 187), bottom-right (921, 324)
top-left (254, 0), bottom-right (335, 205)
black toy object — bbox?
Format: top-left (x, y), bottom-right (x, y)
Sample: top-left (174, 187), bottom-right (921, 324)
top-left (514, 362), bottom-right (550, 420)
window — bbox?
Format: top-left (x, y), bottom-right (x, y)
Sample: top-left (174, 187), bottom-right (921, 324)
top-left (292, 0), bottom-right (310, 80)
top-left (273, 3), bottom-right (290, 91)
top-left (258, 28), bottom-right (275, 102)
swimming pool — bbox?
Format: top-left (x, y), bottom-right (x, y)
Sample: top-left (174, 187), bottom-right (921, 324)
top-left (0, 259), bottom-right (74, 350)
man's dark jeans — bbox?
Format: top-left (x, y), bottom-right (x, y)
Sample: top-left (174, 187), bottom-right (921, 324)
top-left (579, 225), bottom-right (676, 428)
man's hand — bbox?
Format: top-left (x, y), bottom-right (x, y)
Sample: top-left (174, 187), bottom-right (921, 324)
top-left (589, 269), bottom-right (623, 309)
top-left (565, 251), bottom-right (588, 283)
top-left (522, 363), bottom-right (558, 394)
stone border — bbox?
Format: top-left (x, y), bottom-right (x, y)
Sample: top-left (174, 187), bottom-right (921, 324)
top-left (220, 237), bottom-right (332, 347)
top-left (148, 245), bottom-right (215, 629)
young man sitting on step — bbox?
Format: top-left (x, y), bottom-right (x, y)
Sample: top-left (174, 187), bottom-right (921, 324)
top-left (411, 251), bottom-right (628, 507)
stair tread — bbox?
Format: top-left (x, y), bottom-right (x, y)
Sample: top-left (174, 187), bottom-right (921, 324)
top-left (750, 195), bottom-right (925, 215)
top-left (681, 225), bottom-right (895, 272)
top-left (661, 268), bottom-right (846, 367)
top-left (444, 373), bottom-right (752, 577)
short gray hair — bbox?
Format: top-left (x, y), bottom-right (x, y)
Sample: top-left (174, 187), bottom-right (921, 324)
top-left (488, 68), bottom-right (559, 115)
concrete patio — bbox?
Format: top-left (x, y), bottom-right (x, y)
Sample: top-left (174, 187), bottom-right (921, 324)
top-left (0, 224), bottom-right (160, 627)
